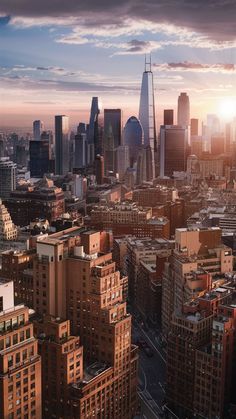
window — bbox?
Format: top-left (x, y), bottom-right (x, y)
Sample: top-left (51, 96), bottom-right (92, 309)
top-left (26, 329), bottom-right (30, 339)
top-left (6, 336), bottom-right (11, 348)
top-left (8, 356), bottom-right (13, 368)
top-left (13, 334), bottom-right (18, 345)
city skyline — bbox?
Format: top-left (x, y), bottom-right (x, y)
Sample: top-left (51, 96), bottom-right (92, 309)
top-left (1, 2), bottom-right (236, 127)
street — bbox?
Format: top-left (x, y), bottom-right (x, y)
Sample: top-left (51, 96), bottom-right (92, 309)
top-left (132, 316), bottom-right (166, 418)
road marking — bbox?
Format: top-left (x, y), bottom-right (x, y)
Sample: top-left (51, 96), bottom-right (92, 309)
top-left (138, 391), bottom-right (161, 419)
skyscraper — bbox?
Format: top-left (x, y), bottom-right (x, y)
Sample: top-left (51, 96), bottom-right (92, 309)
top-left (164, 109), bottom-right (174, 125)
top-left (33, 120), bottom-right (44, 141)
top-left (55, 115), bottom-right (69, 175)
top-left (190, 118), bottom-right (198, 136)
top-left (177, 92), bottom-right (190, 126)
top-left (29, 140), bottom-right (50, 177)
top-left (0, 157), bottom-right (17, 198)
top-left (115, 145), bottom-right (130, 180)
top-left (0, 280), bottom-right (42, 419)
top-left (139, 56), bottom-right (157, 180)
top-left (160, 125), bottom-right (188, 177)
top-left (104, 109), bottom-right (122, 149)
top-left (123, 116), bottom-right (143, 167)
top-left (88, 97), bottom-right (101, 161)
top-left (74, 133), bottom-right (87, 169)
top-left (104, 124), bottom-right (115, 175)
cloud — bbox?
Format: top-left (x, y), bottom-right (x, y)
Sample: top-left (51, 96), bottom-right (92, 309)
top-left (153, 62), bottom-right (236, 73)
top-left (0, 74), bottom-right (139, 94)
top-left (1, 1), bottom-right (236, 44)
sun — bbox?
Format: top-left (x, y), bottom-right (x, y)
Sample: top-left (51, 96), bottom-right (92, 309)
top-left (218, 98), bottom-right (236, 120)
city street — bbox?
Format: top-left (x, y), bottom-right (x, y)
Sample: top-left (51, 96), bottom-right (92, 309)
top-left (132, 316), bottom-right (166, 418)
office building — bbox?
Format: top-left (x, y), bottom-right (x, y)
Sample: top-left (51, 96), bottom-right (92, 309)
top-left (33, 316), bottom-right (83, 418)
top-left (0, 158), bottom-right (17, 199)
top-left (123, 116), bottom-right (143, 167)
top-left (115, 145), bottom-right (129, 180)
top-left (1, 249), bottom-right (35, 308)
top-left (88, 97), bottom-right (101, 160)
top-left (139, 57), bottom-right (157, 180)
top-left (0, 280), bottom-right (42, 419)
top-left (0, 199), bottom-right (18, 241)
top-left (30, 229), bottom-right (138, 418)
top-left (55, 115), bottom-right (69, 175)
top-left (190, 118), bottom-right (198, 136)
top-left (89, 203), bottom-right (170, 239)
top-left (177, 92), bottom-right (190, 126)
top-left (74, 133), bottom-right (87, 169)
top-left (4, 177), bottom-right (65, 227)
top-left (29, 140), bottom-right (50, 177)
top-left (190, 135), bottom-right (203, 157)
top-left (160, 125), bottom-right (188, 177)
top-left (104, 109), bottom-right (122, 150)
top-left (162, 227), bottom-right (233, 336)
top-left (211, 134), bottom-right (225, 155)
top-left (33, 120), bottom-right (44, 141)
top-left (164, 109), bottom-right (174, 126)
top-left (104, 124), bottom-right (116, 175)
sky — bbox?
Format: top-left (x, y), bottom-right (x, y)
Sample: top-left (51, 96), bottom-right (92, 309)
top-left (1, 0), bottom-right (236, 130)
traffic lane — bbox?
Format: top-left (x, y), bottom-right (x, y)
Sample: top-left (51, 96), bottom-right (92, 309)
top-left (138, 350), bottom-right (166, 406)
top-left (132, 320), bottom-right (166, 363)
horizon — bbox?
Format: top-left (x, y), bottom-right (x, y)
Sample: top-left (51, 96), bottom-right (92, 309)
top-left (1, 1), bottom-right (236, 128)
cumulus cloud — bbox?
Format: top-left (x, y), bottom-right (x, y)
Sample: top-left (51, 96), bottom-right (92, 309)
top-left (0, 1), bottom-right (236, 45)
top-left (153, 62), bottom-right (236, 73)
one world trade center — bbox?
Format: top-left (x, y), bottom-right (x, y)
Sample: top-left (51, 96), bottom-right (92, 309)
top-left (138, 55), bottom-right (157, 181)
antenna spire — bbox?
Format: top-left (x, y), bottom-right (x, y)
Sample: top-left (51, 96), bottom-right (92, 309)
top-left (145, 53), bottom-right (152, 72)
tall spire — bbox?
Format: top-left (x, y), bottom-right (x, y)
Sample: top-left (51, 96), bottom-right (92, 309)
top-left (145, 53), bottom-right (152, 72)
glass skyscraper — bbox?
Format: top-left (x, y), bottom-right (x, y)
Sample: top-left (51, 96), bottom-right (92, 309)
top-left (88, 97), bottom-right (101, 161)
top-left (139, 56), bottom-right (157, 180)
top-left (55, 115), bottom-right (69, 175)
top-left (123, 116), bottom-right (143, 167)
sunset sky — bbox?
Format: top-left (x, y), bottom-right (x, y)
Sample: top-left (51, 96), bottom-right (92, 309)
top-left (1, 1), bottom-right (236, 129)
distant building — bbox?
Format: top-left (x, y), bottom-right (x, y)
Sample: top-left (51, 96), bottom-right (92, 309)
top-left (160, 125), bottom-right (188, 177)
top-left (115, 145), bottom-right (129, 180)
top-left (88, 97), bottom-right (101, 160)
top-left (190, 118), bottom-right (198, 136)
top-left (29, 140), bottom-right (50, 177)
top-left (33, 119), bottom-right (44, 141)
top-left (89, 202), bottom-right (170, 239)
top-left (211, 134), bottom-right (225, 155)
top-left (0, 157), bottom-right (17, 198)
top-left (164, 109), bottom-right (174, 126)
top-left (55, 115), bottom-right (69, 175)
top-left (0, 199), bottom-right (18, 241)
top-left (177, 92), bottom-right (190, 126)
top-left (139, 57), bottom-right (156, 180)
top-left (4, 177), bottom-right (65, 227)
top-left (74, 133), bottom-right (87, 169)
top-left (104, 109), bottom-right (122, 149)
top-left (123, 116), bottom-right (143, 167)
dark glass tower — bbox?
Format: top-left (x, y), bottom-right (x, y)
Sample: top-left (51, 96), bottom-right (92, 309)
top-left (55, 115), bottom-right (69, 175)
